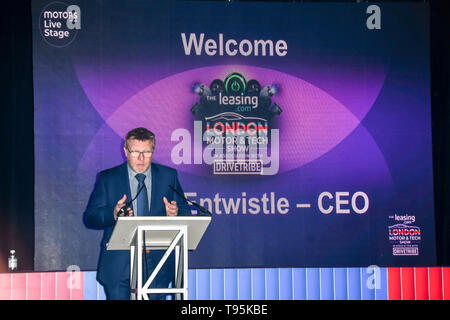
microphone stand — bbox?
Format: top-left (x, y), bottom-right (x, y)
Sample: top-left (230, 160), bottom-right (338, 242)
top-left (169, 185), bottom-right (212, 216)
top-left (118, 182), bottom-right (146, 217)
top-left (116, 182), bottom-right (149, 279)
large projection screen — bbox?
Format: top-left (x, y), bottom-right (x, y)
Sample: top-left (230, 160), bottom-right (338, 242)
top-left (32, 1), bottom-right (436, 271)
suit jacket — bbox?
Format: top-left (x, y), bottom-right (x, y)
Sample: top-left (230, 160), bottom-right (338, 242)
top-left (84, 162), bottom-right (191, 287)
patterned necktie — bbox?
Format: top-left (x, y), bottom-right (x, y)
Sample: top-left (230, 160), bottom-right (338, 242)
top-left (135, 173), bottom-right (149, 216)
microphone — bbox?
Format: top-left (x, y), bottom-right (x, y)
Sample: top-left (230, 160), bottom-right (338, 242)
top-left (169, 185), bottom-right (212, 216)
top-left (117, 182), bottom-right (146, 217)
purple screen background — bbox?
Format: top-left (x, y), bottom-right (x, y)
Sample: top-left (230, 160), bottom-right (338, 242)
top-left (32, 1), bottom-right (435, 271)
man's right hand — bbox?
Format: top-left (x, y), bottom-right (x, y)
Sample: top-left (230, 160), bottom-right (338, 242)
top-left (114, 194), bottom-right (134, 220)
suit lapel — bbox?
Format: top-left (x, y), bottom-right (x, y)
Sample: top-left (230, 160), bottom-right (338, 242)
top-left (150, 163), bottom-right (159, 216)
top-left (120, 163), bottom-right (133, 211)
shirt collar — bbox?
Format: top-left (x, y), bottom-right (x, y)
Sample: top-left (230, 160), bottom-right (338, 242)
top-left (127, 163), bottom-right (151, 182)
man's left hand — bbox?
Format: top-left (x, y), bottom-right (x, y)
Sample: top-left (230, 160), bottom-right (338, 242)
top-left (163, 197), bottom-right (178, 216)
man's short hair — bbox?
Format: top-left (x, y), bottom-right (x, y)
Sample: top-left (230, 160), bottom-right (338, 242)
top-left (124, 127), bottom-right (155, 150)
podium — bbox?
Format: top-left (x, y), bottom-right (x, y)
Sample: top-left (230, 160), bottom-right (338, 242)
top-left (107, 216), bottom-right (211, 300)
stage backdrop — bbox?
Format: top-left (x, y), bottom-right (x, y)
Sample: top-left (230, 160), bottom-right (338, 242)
top-left (32, 0), bottom-right (436, 271)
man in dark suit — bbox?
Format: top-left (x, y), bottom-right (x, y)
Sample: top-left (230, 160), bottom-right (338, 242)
top-left (84, 127), bottom-right (191, 300)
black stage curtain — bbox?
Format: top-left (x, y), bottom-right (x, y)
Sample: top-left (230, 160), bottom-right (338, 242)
top-left (0, 0), bottom-right (34, 272)
top-left (0, 0), bottom-right (448, 272)
top-left (430, 0), bottom-right (450, 266)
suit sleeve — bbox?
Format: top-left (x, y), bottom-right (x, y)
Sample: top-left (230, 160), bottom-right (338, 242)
top-left (84, 172), bottom-right (117, 229)
top-left (172, 170), bottom-right (192, 216)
